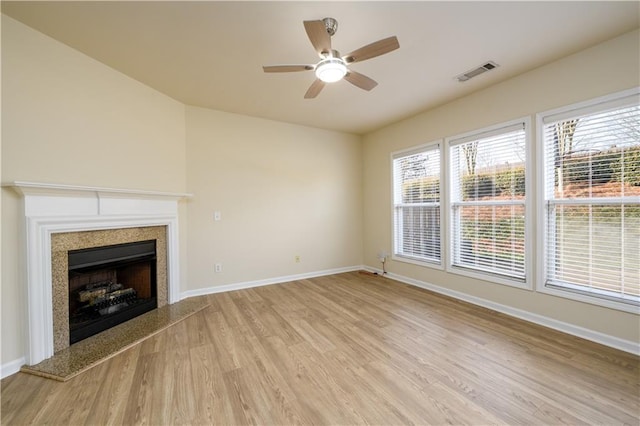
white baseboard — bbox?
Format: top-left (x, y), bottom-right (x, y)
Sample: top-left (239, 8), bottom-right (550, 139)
top-left (180, 265), bottom-right (364, 299)
top-left (363, 266), bottom-right (640, 356)
top-left (1, 357), bottom-right (26, 379)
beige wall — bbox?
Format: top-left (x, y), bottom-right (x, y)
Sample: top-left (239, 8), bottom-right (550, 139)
top-left (185, 106), bottom-right (362, 289)
top-left (363, 29), bottom-right (640, 343)
top-left (1, 16), bottom-right (188, 365)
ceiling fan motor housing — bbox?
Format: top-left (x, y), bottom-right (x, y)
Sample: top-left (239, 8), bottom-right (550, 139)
top-left (323, 17), bottom-right (338, 36)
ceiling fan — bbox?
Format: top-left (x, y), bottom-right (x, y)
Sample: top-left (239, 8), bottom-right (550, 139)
top-left (263, 18), bottom-right (400, 99)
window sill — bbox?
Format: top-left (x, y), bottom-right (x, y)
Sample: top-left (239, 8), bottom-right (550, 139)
top-left (537, 283), bottom-right (640, 315)
top-left (446, 264), bottom-right (531, 290)
top-left (392, 254), bottom-right (443, 271)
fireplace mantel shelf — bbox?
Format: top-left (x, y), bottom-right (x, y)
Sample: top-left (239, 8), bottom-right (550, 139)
top-left (5, 181), bottom-right (192, 199)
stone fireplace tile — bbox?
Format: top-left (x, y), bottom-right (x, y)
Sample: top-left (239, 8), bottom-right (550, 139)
top-left (20, 296), bottom-right (209, 381)
top-left (51, 226), bottom-right (168, 352)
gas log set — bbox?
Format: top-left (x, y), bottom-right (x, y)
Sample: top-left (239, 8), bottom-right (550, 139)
top-left (76, 280), bottom-right (137, 316)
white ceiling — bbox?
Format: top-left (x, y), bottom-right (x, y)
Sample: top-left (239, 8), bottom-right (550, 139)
top-left (3, 1), bottom-right (639, 135)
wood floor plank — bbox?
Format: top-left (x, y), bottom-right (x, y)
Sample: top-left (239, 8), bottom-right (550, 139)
top-left (2, 271), bottom-right (638, 425)
top-left (188, 344), bottom-right (233, 424)
top-left (532, 401), bottom-right (591, 425)
top-left (204, 310), bottom-right (242, 372)
top-left (160, 320), bottom-right (197, 425)
top-left (185, 307), bottom-right (214, 349)
top-left (84, 344), bottom-right (142, 425)
top-left (228, 326), bottom-right (298, 405)
top-left (122, 351), bottom-right (166, 425)
top-left (286, 342), bottom-right (371, 425)
top-left (323, 348), bottom-right (442, 425)
top-left (217, 291), bottom-right (248, 328)
top-left (0, 373), bottom-right (58, 425)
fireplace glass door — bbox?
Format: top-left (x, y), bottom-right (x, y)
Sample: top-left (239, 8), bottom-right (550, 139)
top-left (68, 240), bottom-right (158, 344)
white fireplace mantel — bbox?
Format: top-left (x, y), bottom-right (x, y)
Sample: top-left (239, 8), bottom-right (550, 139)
top-left (6, 181), bottom-right (192, 365)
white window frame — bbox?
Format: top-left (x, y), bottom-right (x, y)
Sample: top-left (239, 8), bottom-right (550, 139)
top-left (391, 140), bottom-right (444, 270)
top-left (445, 117), bottom-right (533, 289)
top-left (536, 88), bottom-right (640, 314)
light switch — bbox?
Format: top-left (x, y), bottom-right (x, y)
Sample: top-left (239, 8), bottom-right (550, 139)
top-left (214, 211), bottom-right (221, 221)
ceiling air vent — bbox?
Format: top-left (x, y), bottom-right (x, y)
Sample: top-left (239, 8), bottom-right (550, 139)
top-left (455, 61), bottom-right (499, 82)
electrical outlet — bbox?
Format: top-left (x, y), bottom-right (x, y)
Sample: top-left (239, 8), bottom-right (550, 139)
top-left (295, 255), bottom-right (300, 263)
top-left (215, 263), bottom-right (223, 273)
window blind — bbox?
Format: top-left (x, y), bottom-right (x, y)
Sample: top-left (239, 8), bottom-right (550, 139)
top-left (450, 124), bottom-right (527, 280)
top-left (542, 101), bottom-right (640, 304)
top-left (392, 144), bottom-right (441, 264)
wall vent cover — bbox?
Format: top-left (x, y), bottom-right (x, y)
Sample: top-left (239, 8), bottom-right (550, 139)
top-left (455, 61), bottom-right (499, 82)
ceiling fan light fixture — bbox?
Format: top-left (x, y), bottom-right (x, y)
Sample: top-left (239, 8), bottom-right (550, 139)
top-left (315, 58), bottom-right (347, 83)
top-left (263, 18), bottom-right (399, 98)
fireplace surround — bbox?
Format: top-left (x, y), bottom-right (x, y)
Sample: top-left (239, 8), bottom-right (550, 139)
top-left (9, 182), bottom-right (191, 365)
top-left (52, 227), bottom-right (167, 352)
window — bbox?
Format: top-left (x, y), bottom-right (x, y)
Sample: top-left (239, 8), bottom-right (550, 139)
top-left (539, 89), bottom-right (640, 310)
top-left (392, 143), bottom-right (441, 266)
top-left (448, 120), bottom-right (529, 286)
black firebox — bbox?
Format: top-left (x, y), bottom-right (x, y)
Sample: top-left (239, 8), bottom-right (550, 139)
top-left (68, 240), bottom-right (158, 345)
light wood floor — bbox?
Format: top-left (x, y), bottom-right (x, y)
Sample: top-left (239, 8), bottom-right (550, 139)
top-left (2, 272), bottom-right (639, 425)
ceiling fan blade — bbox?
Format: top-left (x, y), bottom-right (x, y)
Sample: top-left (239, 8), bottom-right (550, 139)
top-left (304, 79), bottom-right (326, 99)
top-left (343, 36), bottom-right (400, 64)
top-left (344, 71), bottom-right (378, 91)
top-left (304, 20), bottom-right (331, 56)
top-left (263, 65), bottom-right (314, 73)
